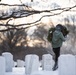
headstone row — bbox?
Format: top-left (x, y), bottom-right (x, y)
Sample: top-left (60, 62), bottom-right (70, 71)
top-left (0, 52), bottom-right (54, 75)
top-left (0, 52), bottom-right (76, 75)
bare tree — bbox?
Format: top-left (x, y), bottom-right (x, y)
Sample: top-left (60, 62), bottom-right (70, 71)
top-left (62, 15), bottom-right (76, 55)
top-left (0, 1), bottom-right (76, 53)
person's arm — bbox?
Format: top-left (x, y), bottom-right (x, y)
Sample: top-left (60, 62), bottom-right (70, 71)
top-left (60, 32), bottom-right (65, 41)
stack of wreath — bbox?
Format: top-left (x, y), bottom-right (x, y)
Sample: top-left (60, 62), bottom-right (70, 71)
top-left (47, 24), bottom-right (69, 42)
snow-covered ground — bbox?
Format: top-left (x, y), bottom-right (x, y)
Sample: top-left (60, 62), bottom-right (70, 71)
top-left (6, 67), bottom-right (58, 75)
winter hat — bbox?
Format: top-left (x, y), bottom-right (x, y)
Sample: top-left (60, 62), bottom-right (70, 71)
top-left (55, 24), bottom-right (62, 31)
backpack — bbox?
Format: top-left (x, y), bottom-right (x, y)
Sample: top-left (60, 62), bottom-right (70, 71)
top-left (47, 27), bottom-right (55, 42)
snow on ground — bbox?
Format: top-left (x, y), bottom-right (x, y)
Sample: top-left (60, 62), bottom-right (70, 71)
top-left (5, 67), bottom-right (58, 75)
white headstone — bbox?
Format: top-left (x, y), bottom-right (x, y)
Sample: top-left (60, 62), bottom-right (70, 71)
top-left (25, 54), bottom-right (39, 75)
top-left (17, 59), bottom-right (25, 67)
top-left (42, 54), bottom-right (54, 71)
top-left (58, 54), bottom-right (76, 75)
top-left (2, 52), bottom-right (13, 72)
top-left (0, 56), bottom-right (5, 75)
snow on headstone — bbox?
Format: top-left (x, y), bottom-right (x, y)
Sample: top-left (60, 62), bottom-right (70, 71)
top-left (25, 54), bottom-right (39, 75)
top-left (42, 54), bottom-right (54, 71)
top-left (0, 56), bottom-right (5, 75)
top-left (2, 52), bottom-right (13, 72)
top-left (58, 54), bottom-right (76, 75)
top-left (17, 59), bottom-right (25, 67)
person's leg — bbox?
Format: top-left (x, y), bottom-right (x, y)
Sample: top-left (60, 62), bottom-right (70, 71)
top-left (52, 47), bottom-right (60, 70)
top-left (54, 47), bottom-right (60, 63)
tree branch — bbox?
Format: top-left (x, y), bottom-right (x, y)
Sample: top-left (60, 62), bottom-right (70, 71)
top-left (0, 4), bottom-right (76, 19)
top-left (0, 4), bottom-right (76, 32)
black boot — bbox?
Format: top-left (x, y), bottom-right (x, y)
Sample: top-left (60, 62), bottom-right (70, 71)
top-left (52, 62), bottom-right (58, 71)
